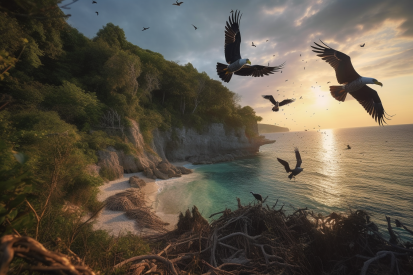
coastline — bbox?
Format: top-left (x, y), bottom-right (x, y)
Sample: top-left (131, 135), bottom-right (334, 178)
top-left (92, 161), bottom-right (193, 236)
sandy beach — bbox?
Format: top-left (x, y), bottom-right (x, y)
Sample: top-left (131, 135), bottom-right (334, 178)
top-left (92, 162), bottom-right (191, 236)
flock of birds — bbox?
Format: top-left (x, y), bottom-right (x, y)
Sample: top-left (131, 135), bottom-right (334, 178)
top-left (87, 3), bottom-right (393, 202)
top-left (212, 10), bottom-right (391, 203)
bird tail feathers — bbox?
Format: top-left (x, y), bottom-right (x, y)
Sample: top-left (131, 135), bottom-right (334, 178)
top-left (330, 86), bottom-right (347, 102)
top-left (216, 63), bottom-right (232, 83)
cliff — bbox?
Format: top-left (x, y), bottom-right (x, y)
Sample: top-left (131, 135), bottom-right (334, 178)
top-left (96, 120), bottom-right (275, 179)
top-left (257, 123), bottom-right (289, 134)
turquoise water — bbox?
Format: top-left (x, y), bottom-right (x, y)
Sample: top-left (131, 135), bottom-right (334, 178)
top-left (156, 124), bottom-right (413, 240)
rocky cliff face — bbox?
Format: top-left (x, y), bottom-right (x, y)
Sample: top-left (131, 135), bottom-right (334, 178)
top-left (96, 120), bottom-right (274, 180)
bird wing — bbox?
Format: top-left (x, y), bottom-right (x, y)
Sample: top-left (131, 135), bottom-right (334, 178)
top-left (350, 85), bottom-right (389, 126)
top-left (279, 98), bottom-right (295, 106)
top-left (234, 63), bottom-right (284, 77)
top-left (311, 40), bottom-right (360, 84)
top-left (262, 95), bottom-right (277, 105)
top-left (224, 10), bottom-right (242, 64)
top-left (277, 158), bottom-right (291, 173)
top-left (294, 147), bottom-right (302, 168)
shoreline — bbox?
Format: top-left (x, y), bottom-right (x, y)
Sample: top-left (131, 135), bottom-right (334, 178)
top-left (92, 161), bottom-right (193, 236)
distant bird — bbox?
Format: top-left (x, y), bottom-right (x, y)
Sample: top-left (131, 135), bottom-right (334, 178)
top-left (300, 96), bottom-right (302, 99)
top-left (262, 95), bottom-right (295, 112)
top-left (95, 11), bottom-right (98, 15)
top-left (304, 67), bottom-right (305, 70)
top-left (277, 148), bottom-right (303, 180)
top-left (266, 40), bottom-right (269, 42)
top-left (250, 192), bottom-right (262, 203)
top-left (192, 24), bottom-right (197, 30)
top-left (251, 42), bottom-right (256, 47)
top-left (360, 43), bottom-right (365, 47)
top-left (347, 145), bottom-right (351, 149)
top-left (216, 10), bottom-right (284, 83)
top-left (142, 27), bottom-right (149, 31)
top-left (285, 80), bottom-right (288, 81)
top-left (312, 40), bottom-right (389, 125)
top-left (92, 1), bottom-right (97, 3)
top-left (173, 1), bottom-right (183, 6)
top-left (327, 81), bottom-right (330, 84)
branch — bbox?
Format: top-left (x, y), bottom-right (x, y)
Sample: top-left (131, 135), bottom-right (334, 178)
top-left (113, 255), bottom-right (178, 275)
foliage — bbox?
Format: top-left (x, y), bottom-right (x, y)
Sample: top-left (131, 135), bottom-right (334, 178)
top-left (0, 141), bottom-right (35, 236)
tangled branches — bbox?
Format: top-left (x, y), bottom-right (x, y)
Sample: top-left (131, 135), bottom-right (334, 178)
top-left (0, 235), bottom-right (95, 275)
top-left (117, 199), bottom-right (413, 275)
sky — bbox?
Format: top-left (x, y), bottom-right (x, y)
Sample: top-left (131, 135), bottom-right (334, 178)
top-left (60, 0), bottom-right (413, 131)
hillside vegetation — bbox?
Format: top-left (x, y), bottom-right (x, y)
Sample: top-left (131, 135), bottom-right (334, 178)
top-left (0, 1), bottom-right (261, 273)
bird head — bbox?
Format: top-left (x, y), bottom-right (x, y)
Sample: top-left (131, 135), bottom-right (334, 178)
top-left (373, 79), bottom-right (383, 87)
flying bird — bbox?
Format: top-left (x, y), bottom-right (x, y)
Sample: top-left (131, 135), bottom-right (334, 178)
top-left (251, 42), bottom-right (256, 47)
top-left (95, 11), bottom-right (98, 15)
top-left (312, 40), bottom-right (389, 125)
top-left (92, 1), bottom-right (97, 3)
top-left (262, 95), bottom-right (295, 112)
top-left (192, 24), bottom-right (197, 30)
top-left (216, 10), bottom-right (284, 83)
top-left (277, 148), bottom-right (304, 180)
top-left (250, 192), bottom-right (262, 203)
top-left (266, 40), bottom-right (269, 42)
top-left (347, 145), bottom-right (351, 149)
top-left (142, 27), bottom-right (149, 31)
top-left (173, 1), bottom-right (183, 6)
top-left (360, 43), bottom-right (365, 47)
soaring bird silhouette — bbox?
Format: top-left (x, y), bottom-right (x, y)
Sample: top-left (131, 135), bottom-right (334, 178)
top-left (312, 40), bottom-right (389, 125)
top-left (277, 148), bottom-right (303, 180)
top-left (192, 24), bottom-right (197, 30)
top-left (216, 10), bottom-right (284, 83)
top-left (250, 192), bottom-right (262, 203)
top-left (95, 11), bottom-right (98, 15)
top-left (142, 27), bottom-right (149, 31)
top-left (92, 1), bottom-right (97, 3)
top-left (360, 43), bottom-right (365, 47)
top-left (251, 42), bottom-right (256, 47)
top-left (173, 1), bottom-right (183, 6)
top-left (262, 95), bottom-right (295, 112)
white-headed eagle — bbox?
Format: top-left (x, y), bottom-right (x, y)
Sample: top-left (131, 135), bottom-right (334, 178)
top-left (312, 40), bottom-right (390, 126)
top-left (262, 95), bottom-right (295, 112)
top-left (216, 10), bottom-right (284, 83)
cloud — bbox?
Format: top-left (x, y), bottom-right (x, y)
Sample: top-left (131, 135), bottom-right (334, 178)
top-left (61, 0), bottom-right (413, 130)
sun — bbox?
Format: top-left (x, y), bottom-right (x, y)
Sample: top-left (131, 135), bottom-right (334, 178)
top-left (313, 88), bottom-right (330, 108)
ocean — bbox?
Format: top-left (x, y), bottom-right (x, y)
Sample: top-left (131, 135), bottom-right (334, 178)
top-left (155, 124), bottom-right (413, 241)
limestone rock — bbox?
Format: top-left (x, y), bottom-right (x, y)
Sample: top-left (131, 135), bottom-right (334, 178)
top-left (129, 176), bottom-right (146, 188)
top-left (177, 166), bottom-right (192, 174)
top-left (153, 168), bottom-right (169, 180)
top-left (97, 150), bottom-right (123, 180)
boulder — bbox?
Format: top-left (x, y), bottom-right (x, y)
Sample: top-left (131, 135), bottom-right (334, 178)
top-left (153, 168), bottom-right (169, 180)
top-left (129, 176), bottom-right (146, 189)
top-left (177, 166), bottom-right (193, 174)
top-left (143, 167), bottom-right (156, 179)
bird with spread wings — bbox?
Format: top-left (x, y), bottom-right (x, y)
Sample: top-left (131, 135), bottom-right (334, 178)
top-left (262, 95), bottom-right (295, 112)
top-left (312, 40), bottom-right (390, 125)
top-left (216, 10), bottom-right (284, 83)
top-left (277, 148), bottom-right (304, 180)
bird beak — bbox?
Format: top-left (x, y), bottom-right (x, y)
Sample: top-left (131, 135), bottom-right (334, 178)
top-left (246, 60), bottom-right (251, 65)
top-left (374, 80), bottom-right (383, 87)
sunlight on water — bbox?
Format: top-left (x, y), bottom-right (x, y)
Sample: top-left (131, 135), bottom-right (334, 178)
top-left (313, 129), bottom-right (343, 208)
top-left (155, 125), bottom-right (413, 241)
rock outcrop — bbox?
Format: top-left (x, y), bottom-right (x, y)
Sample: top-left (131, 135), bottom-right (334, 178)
top-left (96, 120), bottom-right (272, 181)
top-left (129, 176), bottom-right (146, 189)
